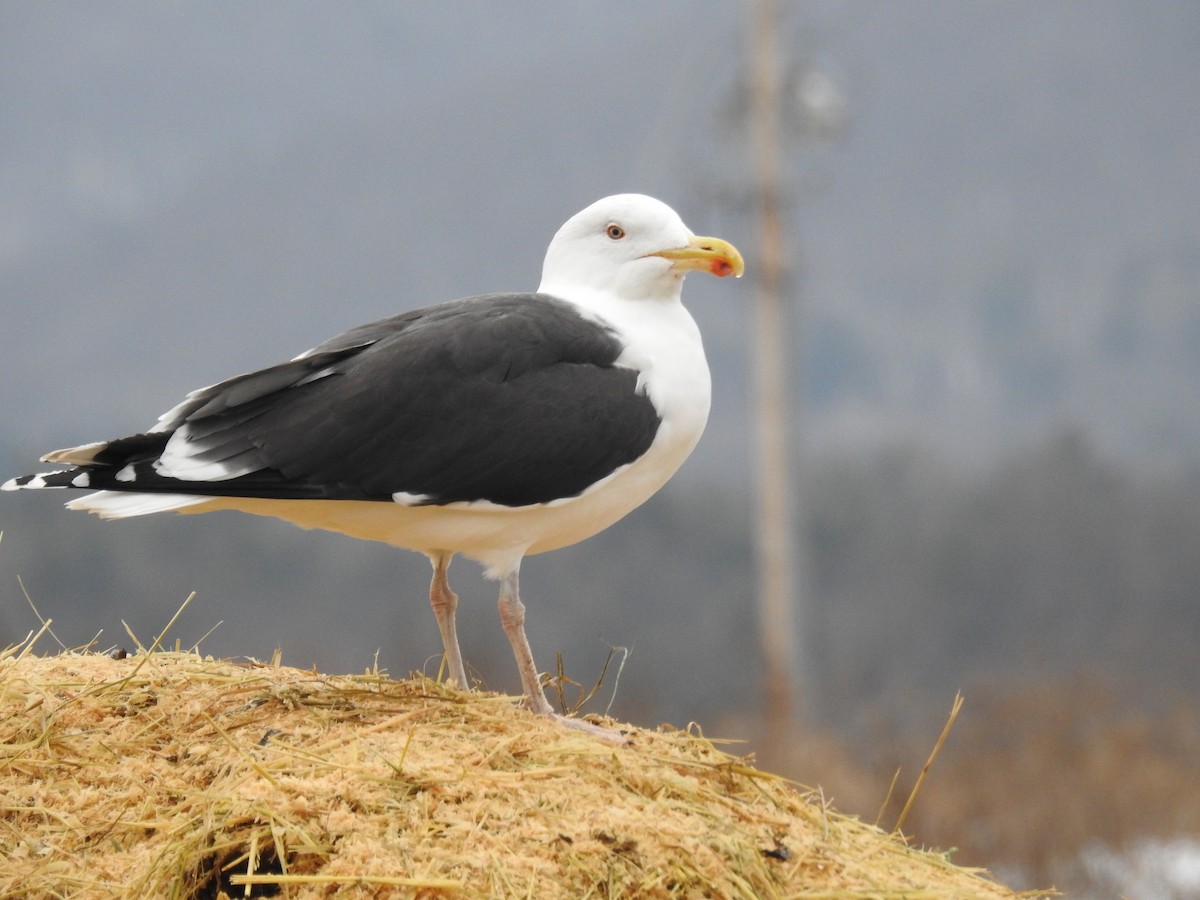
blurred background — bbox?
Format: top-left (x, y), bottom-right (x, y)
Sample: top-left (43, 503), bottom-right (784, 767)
top-left (2, 3), bottom-right (1198, 895)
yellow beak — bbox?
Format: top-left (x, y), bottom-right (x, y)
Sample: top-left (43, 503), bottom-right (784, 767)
top-left (651, 235), bottom-right (745, 278)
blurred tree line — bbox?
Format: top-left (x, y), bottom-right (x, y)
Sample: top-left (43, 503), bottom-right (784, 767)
top-left (806, 428), bottom-right (1200, 727)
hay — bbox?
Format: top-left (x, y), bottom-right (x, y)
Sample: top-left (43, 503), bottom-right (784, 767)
top-left (1, 645), bottom-right (1041, 898)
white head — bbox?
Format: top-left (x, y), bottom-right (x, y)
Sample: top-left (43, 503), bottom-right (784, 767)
top-left (538, 194), bottom-right (743, 305)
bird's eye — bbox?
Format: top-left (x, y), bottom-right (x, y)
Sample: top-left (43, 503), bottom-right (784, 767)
top-left (606, 223), bottom-right (626, 240)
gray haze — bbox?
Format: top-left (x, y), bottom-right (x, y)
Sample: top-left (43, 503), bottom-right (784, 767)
top-left (2, 4), bottom-right (1198, 729)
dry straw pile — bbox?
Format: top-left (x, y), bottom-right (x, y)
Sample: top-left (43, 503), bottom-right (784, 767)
top-left (2, 639), bottom-right (1038, 898)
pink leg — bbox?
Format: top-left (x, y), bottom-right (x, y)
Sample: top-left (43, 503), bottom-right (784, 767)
top-left (497, 569), bottom-right (555, 715)
top-left (427, 552), bottom-right (468, 688)
top-left (496, 568), bottom-right (627, 743)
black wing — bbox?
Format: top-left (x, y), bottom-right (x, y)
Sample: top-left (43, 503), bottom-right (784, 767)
top-left (19, 294), bottom-right (661, 508)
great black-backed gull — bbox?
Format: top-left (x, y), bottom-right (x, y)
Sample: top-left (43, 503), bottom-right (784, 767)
top-left (3, 193), bottom-right (744, 739)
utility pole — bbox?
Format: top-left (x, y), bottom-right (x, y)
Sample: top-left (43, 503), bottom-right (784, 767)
top-left (747, 0), bottom-right (802, 728)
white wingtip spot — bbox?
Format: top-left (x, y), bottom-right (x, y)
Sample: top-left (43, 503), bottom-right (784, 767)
top-left (3, 470), bottom-right (71, 490)
top-left (115, 465), bottom-right (137, 483)
top-left (71, 472), bottom-right (91, 488)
